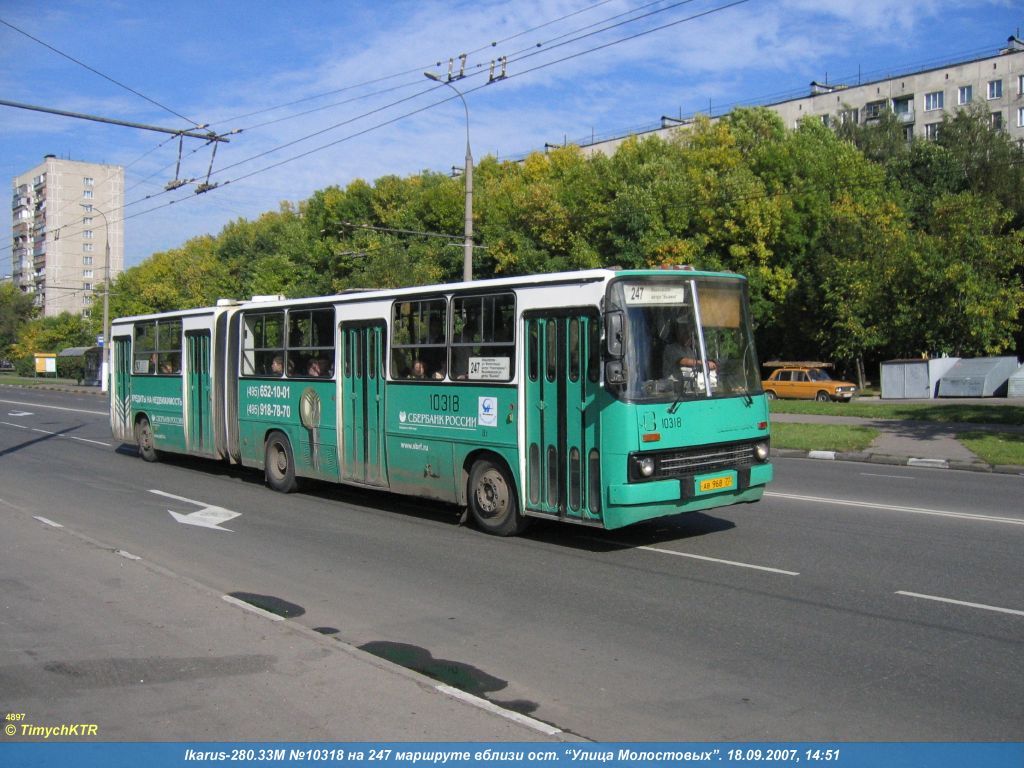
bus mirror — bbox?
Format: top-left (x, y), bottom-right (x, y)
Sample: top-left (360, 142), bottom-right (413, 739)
top-left (605, 360), bottom-right (624, 384)
top-left (605, 313), bottom-right (623, 357)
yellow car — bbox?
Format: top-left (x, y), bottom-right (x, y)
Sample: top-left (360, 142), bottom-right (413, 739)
top-left (762, 365), bottom-right (858, 402)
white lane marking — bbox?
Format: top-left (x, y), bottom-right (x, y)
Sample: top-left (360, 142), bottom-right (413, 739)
top-left (434, 684), bottom-right (562, 736)
top-left (150, 489), bottom-right (240, 532)
top-left (0, 398), bottom-right (107, 416)
top-left (33, 516), bottom-right (63, 528)
top-left (590, 537), bottom-right (799, 576)
top-left (766, 491), bottom-right (1024, 526)
top-left (7, 410), bottom-right (33, 417)
top-left (1, 421), bottom-right (28, 429)
top-left (860, 472), bottom-right (915, 480)
top-left (19, 425), bottom-right (111, 447)
top-left (896, 591), bottom-right (1024, 618)
top-left (636, 545), bottom-right (800, 576)
top-left (221, 594), bottom-right (285, 621)
top-left (116, 550), bottom-right (141, 561)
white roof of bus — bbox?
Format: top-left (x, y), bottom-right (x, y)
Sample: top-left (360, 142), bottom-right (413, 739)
top-left (112, 267), bottom-right (745, 322)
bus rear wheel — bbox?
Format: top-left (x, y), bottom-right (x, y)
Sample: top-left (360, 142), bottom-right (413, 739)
top-left (136, 416), bottom-right (158, 462)
top-left (467, 459), bottom-right (528, 537)
top-left (265, 432), bottom-right (297, 493)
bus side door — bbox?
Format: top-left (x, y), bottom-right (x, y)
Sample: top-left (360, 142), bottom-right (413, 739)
top-left (185, 330), bottom-right (214, 455)
top-left (524, 312), bottom-right (602, 523)
top-left (340, 322), bottom-right (388, 487)
top-left (112, 335), bottom-right (133, 441)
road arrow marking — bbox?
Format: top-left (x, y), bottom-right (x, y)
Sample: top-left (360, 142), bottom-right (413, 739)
top-left (150, 489), bottom-right (240, 532)
top-left (7, 410), bottom-right (33, 417)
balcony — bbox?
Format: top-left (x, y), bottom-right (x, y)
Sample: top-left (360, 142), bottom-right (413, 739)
top-left (896, 110), bottom-right (916, 124)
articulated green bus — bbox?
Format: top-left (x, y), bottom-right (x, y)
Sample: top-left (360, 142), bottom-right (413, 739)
top-left (110, 268), bottom-right (771, 535)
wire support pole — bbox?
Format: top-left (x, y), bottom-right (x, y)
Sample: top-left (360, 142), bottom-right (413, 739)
top-left (424, 73), bottom-right (473, 281)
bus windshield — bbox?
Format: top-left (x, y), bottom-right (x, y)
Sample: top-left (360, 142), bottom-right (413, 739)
top-left (608, 277), bottom-right (761, 403)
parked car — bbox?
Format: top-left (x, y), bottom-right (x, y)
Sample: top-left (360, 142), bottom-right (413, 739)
top-left (762, 365), bottom-right (858, 402)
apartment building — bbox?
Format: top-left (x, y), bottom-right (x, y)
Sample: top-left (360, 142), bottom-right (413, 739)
top-left (563, 34), bottom-right (1024, 159)
top-left (11, 155), bottom-right (124, 317)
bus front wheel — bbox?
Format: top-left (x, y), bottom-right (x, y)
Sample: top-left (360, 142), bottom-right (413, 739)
top-left (467, 459), bottom-right (528, 537)
top-left (265, 433), bottom-right (297, 493)
top-left (136, 417), bottom-right (158, 462)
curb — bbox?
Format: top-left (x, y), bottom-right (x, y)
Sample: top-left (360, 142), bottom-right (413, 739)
top-left (774, 448), bottom-right (1024, 475)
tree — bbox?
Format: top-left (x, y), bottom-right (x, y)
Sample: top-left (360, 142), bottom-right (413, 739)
top-left (0, 284), bottom-right (37, 360)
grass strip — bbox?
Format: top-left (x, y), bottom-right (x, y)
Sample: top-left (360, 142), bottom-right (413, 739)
top-left (771, 422), bottom-right (879, 452)
top-left (956, 431), bottom-right (1024, 467)
top-left (769, 399), bottom-right (1024, 427)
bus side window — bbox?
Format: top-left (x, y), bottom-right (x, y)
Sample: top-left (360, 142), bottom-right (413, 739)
top-left (451, 293), bottom-right (515, 381)
top-left (392, 298), bottom-right (446, 380)
top-left (242, 311), bottom-right (284, 377)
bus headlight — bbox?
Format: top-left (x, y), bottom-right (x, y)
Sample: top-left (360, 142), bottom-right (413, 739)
top-left (754, 442), bottom-right (770, 462)
top-left (638, 457), bottom-right (655, 477)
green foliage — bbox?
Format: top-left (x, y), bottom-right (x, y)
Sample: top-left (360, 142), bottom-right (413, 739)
top-left (0, 283), bottom-right (37, 358)
top-left (11, 312), bottom-right (94, 373)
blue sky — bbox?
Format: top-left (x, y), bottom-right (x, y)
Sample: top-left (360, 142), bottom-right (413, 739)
top-left (2, 0), bottom-right (1021, 271)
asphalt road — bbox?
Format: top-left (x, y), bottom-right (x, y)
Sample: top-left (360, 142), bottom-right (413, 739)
top-left (1, 389), bottom-right (1021, 741)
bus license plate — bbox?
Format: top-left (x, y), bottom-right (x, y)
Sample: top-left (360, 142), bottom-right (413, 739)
top-left (698, 475), bottom-right (734, 493)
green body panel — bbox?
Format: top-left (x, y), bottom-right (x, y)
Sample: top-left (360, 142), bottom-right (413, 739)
top-left (238, 378), bottom-right (339, 480)
top-left (386, 382), bottom-right (518, 503)
top-left (185, 331), bottom-right (214, 455)
top-left (598, 394), bottom-right (772, 530)
top-left (130, 375), bottom-right (187, 452)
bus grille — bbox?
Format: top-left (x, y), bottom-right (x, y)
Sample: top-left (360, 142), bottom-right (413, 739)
top-left (653, 441), bottom-right (758, 478)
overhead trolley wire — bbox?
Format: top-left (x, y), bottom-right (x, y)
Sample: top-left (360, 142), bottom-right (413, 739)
top-left (0, 16), bottom-right (204, 129)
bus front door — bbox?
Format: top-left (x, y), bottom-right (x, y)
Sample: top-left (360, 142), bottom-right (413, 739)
top-left (340, 322), bottom-right (388, 487)
top-left (186, 330), bottom-right (214, 455)
top-left (524, 312), bottom-right (602, 524)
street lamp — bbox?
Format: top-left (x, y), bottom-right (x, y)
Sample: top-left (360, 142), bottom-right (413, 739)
top-left (82, 204), bottom-right (110, 393)
top-left (424, 71), bottom-right (473, 282)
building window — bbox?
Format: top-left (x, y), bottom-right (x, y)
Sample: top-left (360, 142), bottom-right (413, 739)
top-left (864, 100), bottom-right (885, 119)
top-left (1019, 74), bottom-right (1024, 96)
top-left (924, 91), bottom-right (944, 111)
top-left (892, 96), bottom-right (913, 117)
top-left (987, 79), bottom-right (1002, 99)
top-left (82, 190), bottom-right (93, 199)
top-left (925, 123), bottom-right (941, 141)
top-left (83, 256), bottom-right (93, 265)
top-left (83, 230), bottom-right (93, 239)
top-left (991, 111), bottom-right (1003, 130)
top-left (903, 125), bottom-right (914, 142)
top-left (83, 243), bottom-right (94, 252)
top-left (83, 282), bottom-right (92, 291)
top-left (83, 177), bottom-right (94, 186)
top-left (82, 204), bottom-right (93, 212)
top-left (957, 85), bottom-right (972, 105)
top-left (1018, 107), bottom-right (1024, 128)
top-left (82, 217), bottom-right (93, 225)
top-left (83, 270), bottom-right (94, 279)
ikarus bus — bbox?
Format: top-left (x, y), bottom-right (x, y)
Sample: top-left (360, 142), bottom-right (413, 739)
top-left (110, 267), bottom-right (771, 536)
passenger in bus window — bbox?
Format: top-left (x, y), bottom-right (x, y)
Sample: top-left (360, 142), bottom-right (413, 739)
top-left (149, 352), bottom-right (158, 374)
top-left (160, 358), bottom-right (174, 374)
top-left (270, 355), bottom-right (284, 376)
top-left (306, 358), bottom-right (323, 377)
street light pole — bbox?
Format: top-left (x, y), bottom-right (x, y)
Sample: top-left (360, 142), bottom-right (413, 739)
top-left (83, 204), bottom-right (110, 393)
top-left (424, 72), bottom-right (473, 282)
